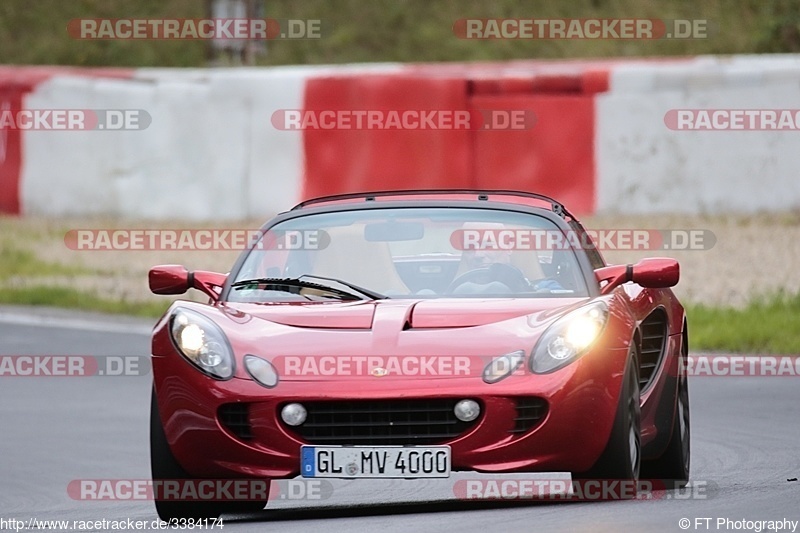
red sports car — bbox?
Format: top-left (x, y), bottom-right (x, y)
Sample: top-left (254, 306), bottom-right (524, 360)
top-left (148, 190), bottom-right (690, 519)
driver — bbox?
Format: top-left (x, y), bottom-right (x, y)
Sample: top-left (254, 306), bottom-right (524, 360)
top-left (453, 233), bottom-right (520, 295)
top-left (452, 222), bottom-right (566, 294)
top-left (460, 247), bottom-right (513, 270)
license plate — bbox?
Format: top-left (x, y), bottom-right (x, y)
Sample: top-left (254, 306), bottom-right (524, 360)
top-left (301, 445), bottom-right (451, 478)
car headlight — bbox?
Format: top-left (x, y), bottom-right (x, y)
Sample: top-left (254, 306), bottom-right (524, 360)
top-left (482, 350), bottom-right (525, 384)
top-left (530, 301), bottom-right (609, 374)
top-left (170, 308), bottom-right (234, 379)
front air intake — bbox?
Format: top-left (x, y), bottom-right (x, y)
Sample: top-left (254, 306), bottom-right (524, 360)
top-left (284, 399), bottom-right (479, 446)
top-left (218, 402), bottom-right (254, 441)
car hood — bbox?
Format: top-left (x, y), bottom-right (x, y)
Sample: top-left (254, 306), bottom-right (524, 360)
top-left (215, 298), bottom-right (591, 382)
top-left (227, 297), bottom-right (588, 330)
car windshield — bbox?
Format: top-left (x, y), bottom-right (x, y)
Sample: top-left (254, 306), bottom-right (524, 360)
top-left (228, 207), bottom-right (589, 302)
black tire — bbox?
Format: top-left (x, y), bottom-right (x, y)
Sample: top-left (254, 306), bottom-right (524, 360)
top-left (643, 340), bottom-right (691, 489)
top-left (580, 346), bottom-right (641, 486)
top-left (150, 389), bottom-right (267, 520)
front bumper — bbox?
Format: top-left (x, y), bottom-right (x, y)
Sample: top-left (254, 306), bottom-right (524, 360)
top-left (152, 343), bottom-right (629, 479)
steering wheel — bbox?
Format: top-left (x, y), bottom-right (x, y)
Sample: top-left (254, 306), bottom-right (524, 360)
top-left (446, 263), bottom-right (529, 294)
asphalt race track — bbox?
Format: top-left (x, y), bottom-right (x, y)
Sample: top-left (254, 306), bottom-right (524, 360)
top-left (1, 307), bottom-right (798, 533)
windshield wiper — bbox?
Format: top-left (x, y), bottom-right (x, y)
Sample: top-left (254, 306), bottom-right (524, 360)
top-left (297, 274), bottom-right (386, 300)
top-left (230, 276), bottom-right (385, 301)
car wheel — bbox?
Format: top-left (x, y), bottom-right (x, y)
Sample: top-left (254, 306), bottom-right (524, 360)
top-left (643, 345), bottom-right (691, 489)
top-left (150, 389), bottom-right (267, 520)
top-left (580, 345), bottom-right (641, 487)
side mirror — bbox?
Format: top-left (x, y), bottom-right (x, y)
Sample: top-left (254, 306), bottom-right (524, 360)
top-left (595, 258), bottom-right (679, 295)
top-left (149, 265), bottom-right (227, 302)
top-left (631, 258), bottom-right (680, 288)
top-left (149, 265), bottom-right (190, 295)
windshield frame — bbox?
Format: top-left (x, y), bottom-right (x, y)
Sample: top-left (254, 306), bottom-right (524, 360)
top-left (220, 200), bottom-right (602, 303)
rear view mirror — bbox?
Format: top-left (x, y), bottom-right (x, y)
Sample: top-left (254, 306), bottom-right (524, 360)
top-left (595, 258), bottom-right (679, 294)
top-left (364, 221), bottom-right (424, 242)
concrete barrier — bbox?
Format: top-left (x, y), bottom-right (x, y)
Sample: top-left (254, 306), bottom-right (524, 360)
top-left (2, 56), bottom-right (800, 219)
top-left (596, 55), bottom-right (800, 214)
top-left (6, 64), bottom-right (400, 220)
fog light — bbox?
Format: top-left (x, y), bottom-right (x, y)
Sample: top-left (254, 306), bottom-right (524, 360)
top-left (454, 399), bottom-right (480, 422)
top-left (281, 403), bottom-right (307, 426)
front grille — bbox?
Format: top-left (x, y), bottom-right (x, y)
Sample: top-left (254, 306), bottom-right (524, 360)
top-left (639, 310), bottom-right (668, 390)
top-left (285, 399), bottom-right (479, 446)
top-left (510, 397), bottom-right (548, 435)
top-left (218, 403), bottom-right (254, 440)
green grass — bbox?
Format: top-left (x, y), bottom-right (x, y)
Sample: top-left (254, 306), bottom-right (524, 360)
top-left (0, 239), bottom-right (167, 318)
top-left (1, 0), bottom-right (800, 67)
top-left (687, 292), bottom-right (800, 354)
top-left (0, 286), bottom-right (168, 318)
top-left (0, 244), bottom-right (90, 281)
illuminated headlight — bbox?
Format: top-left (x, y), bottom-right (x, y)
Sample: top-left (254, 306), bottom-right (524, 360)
top-left (454, 399), bottom-right (481, 422)
top-left (244, 355), bottom-right (279, 388)
top-left (170, 309), bottom-right (234, 379)
top-left (482, 350), bottom-right (525, 384)
top-left (281, 403), bottom-right (307, 426)
top-left (530, 301), bottom-right (609, 374)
